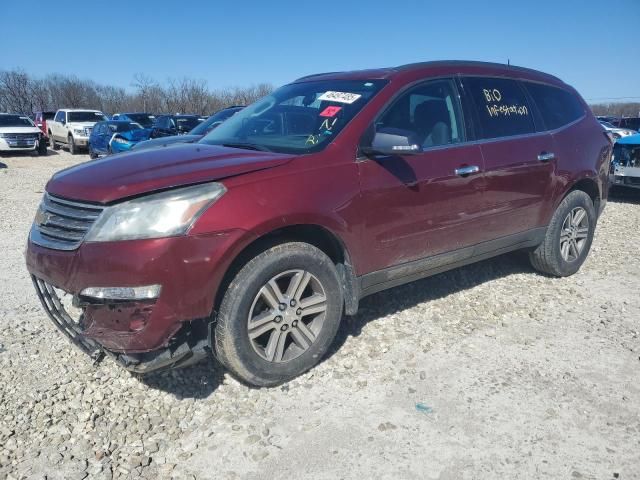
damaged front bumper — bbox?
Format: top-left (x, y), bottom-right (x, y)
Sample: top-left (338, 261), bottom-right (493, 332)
top-left (31, 275), bottom-right (209, 373)
top-left (611, 165), bottom-right (640, 189)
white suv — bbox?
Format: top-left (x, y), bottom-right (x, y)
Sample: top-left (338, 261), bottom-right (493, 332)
top-left (0, 113), bottom-right (47, 156)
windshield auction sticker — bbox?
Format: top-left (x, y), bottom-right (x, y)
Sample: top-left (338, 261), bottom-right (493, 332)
top-left (319, 106), bottom-right (342, 117)
top-left (318, 91), bottom-right (362, 104)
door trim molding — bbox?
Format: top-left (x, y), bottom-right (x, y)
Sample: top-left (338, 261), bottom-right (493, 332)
top-left (357, 227), bottom-right (546, 298)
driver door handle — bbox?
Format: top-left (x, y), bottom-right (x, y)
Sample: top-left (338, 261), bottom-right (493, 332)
top-left (454, 165), bottom-right (480, 177)
top-left (538, 151), bottom-right (555, 162)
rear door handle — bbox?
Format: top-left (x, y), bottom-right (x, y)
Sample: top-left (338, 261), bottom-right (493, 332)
top-left (454, 165), bottom-right (480, 176)
top-left (538, 152), bottom-right (555, 162)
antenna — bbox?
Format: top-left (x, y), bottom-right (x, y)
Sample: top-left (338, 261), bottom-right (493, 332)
top-left (507, 59), bottom-right (510, 66)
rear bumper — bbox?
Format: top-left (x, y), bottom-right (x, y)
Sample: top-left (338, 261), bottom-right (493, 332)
top-left (26, 229), bottom-right (248, 356)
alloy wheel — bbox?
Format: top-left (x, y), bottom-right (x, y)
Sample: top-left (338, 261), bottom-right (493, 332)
top-left (560, 207), bottom-right (589, 262)
top-left (247, 269), bottom-right (327, 363)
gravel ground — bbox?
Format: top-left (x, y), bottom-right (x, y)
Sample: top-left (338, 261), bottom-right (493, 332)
top-left (0, 150), bottom-right (639, 480)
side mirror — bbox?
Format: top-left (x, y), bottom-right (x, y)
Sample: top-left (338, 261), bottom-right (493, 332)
top-left (361, 128), bottom-right (422, 156)
top-left (61, 119), bottom-right (66, 125)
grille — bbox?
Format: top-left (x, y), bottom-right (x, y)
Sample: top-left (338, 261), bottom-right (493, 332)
top-left (30, 193), bottom-right (104, 251)
top-left (31, 276), bottom-right (103, 359)
top-left (3, 133), bottom-right (39, 148)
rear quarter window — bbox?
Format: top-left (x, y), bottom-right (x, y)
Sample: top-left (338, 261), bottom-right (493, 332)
top-left (525, 82), bottom-right (585, 130)
top-left (463, 77), bottom-right (535, 140)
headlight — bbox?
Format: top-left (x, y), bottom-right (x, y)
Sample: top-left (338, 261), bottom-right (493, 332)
top-left (85, 182), bottom-right (226, 242)
top-left (73, 128), bottom-right (84, 134)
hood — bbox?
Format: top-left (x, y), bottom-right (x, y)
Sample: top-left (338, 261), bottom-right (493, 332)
top-left (133, 134), bottom-right (201, 152)
top-left (46, 143), bottom-right (294, 203)
top-left (117, 128), bottom-right (154, 142)
top-left (0, 126), bottom-right (41, 134)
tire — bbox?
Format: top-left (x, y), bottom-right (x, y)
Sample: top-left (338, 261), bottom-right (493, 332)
top-left (213, 242), bottom-right (343, 387)
top-left (89, 147), bottom-right (97, 160)
top-left (529, 190), bottom-right (596, 277)
top-left (49, 132), bottom-right (59, 150)
top-left (68, 135), bottom-right (76, 155)
top-left (37, 139), bottom-right (48, 156)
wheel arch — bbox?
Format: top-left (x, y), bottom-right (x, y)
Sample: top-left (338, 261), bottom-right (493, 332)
top-left (564, 176), bottom-right (601, 214)
top-left (213, 223), bottom-right (360, 319)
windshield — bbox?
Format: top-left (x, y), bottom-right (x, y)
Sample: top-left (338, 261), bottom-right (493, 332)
top-left (125, 113), bottom-right (155, 128)
top-left (0, 115), bottom-right (35, 127)
top-left (199, 80), bottom-right (387, 154)
top-left (68, 111), bottom-right (107, 122)
top-left (176, 116), bottom-right (202, 131)
top-left (613, 143), bottom-right (640, 168)
top-left (621, 118), bottom-right (640, 131)
top-left (106, 122), bottom-right (143, 133)
top-left (43, 112), bottom-right (55, 120)
top-left (189, 107), bottom-right (243, 135)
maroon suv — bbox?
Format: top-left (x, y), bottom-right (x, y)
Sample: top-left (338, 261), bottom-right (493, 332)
top-left (26, 61), bottom-right (612, 386)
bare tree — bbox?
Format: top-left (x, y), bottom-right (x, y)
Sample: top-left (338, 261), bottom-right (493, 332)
top-left (0, 69), bottom-right (33, 113)
top-left (1, 68), bottom-right (274, 116)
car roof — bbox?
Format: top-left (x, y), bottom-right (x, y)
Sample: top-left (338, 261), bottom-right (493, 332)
top-left (61, 109), bottom-right (103, 112)
top-left (617, 133), bottom-right (640, 145)
top-left (294, 60), bottom-right (565, 86)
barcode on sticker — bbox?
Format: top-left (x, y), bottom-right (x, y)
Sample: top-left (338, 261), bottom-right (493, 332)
top-left (318, 91), bottom-right (362, 104)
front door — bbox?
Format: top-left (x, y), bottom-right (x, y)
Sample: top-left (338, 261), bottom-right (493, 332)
top-left (356, 78), bottom-right (488, 274)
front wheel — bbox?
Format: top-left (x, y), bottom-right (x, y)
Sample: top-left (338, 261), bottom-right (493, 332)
top-left (37, 139), bottom-right (48, 156)
top-left (49, 133), bottom-right (59, 150)
top-left (68, 135), bottom-right (76, 155)
top-left (213, 242), bottom-right (343, 387)
top-left (529, 190), bottom-right (596, 277)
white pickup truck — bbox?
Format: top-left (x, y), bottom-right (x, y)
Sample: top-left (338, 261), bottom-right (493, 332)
top-left (48, 109), bottom-right (107, 154)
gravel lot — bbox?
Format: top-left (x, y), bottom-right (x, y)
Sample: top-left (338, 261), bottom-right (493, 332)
top-left (1, 150), bottom-right (639, 480)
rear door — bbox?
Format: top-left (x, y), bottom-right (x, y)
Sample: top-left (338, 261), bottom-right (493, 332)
top-left (357, 78), bottom-right (488, 274)
top-left (461, 76), bottom-right (555, 238)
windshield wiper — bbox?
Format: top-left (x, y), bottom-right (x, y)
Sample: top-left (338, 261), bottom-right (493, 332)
top-left (221, 142), bottom-right (271, 152)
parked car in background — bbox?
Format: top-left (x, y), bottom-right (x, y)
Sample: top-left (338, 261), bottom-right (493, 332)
top-left (132, 106), bottom-right (243, 151)
top-left (48, 109), bottom-right (108, 154)
top-left (610, 134), bottom-right (640, 189)
top-left (26, 61), bottom-right (611, 386)
top-left (34, 111), bottom-right (56, 137)
top-left (151, 114), bottom-right (204, 137)
top-left (614, 117), bottom-right (640, 132)
top-left (0, 113), bottom-right (47, 155)
top-left (596, 115), bottom-right (619, 125)
top-left (89, 121), bottom-right (150, 158)
top-left (111, 112), bottom-right (156, 129)
top-left (598, 120), bottom-right (636, 140)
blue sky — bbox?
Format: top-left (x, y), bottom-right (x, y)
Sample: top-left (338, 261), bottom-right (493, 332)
top-left (1, 0), bottom-right (638, 102)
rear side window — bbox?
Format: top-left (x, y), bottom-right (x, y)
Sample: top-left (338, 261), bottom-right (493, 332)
top-left (463, 77), bottom-right (535, 139)
top-left (525, 82), bottom-right (584, 130)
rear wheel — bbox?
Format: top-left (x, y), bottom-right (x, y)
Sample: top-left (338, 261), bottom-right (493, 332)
top-left (213, 242), bottom-right (343, 387)
top-left (529, 190), bottom-right (596, 277)
top-left (68, 135), bottom-right (76, 155)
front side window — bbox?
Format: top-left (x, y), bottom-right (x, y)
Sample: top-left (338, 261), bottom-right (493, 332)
top-left (374, 79), bottom-right (463, 148)
top-left (525, 82), bottom-right (584, 130)
top-left (463, 77), bottom-right (535, 139)
top-left (54, 111), bottom-right (65, 122)
top-left (200, 80), bottom-right (387, 154)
